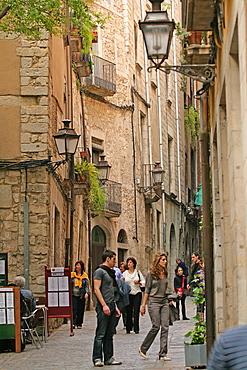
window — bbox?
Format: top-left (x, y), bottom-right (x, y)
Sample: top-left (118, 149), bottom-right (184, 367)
top-left (117, 229), bottom-right (128, 244)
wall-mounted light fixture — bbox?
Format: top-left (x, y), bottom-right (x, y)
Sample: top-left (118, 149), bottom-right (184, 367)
top-left (53, 119), bottom-right (80, 158)
top-left (139, 0), bottom-right (216, 85)
top-left (96, 155), bottom-right (111, 184)
top-left (137, 161), bottom-right (164, 193)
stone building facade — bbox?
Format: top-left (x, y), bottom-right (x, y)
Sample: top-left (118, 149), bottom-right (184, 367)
top-left (0, 0), bottom-right (200, 296)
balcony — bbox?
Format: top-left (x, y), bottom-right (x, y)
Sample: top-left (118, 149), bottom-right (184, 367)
top-left (83, 55), bottom-right (116, 96)
top-left (185, 31), bottom-right (212, 64)
top-left (182, 0), bottom-right (214, 31)
top-left (72, 52), bottom-right (92, 77)
top-left (101, 180), bottom-right (122, 218)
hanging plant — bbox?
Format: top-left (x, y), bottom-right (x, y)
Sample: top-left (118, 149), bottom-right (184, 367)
top-left (184, 106), bottom-right (200, 149)
top-left (74, 160), bottom-right (105, 215)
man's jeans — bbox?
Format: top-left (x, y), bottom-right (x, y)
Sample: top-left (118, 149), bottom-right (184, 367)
top-left (92, 303), bottom-right (117, 363)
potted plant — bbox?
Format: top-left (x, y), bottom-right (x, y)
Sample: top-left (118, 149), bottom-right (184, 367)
top-left (184, 282), bottom-right (207, 368)
top-left (74, 160), bottom-right (105, 215)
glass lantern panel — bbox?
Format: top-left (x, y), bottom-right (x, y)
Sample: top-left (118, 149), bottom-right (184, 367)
top-left (142, 23), bottom-right (172, 59)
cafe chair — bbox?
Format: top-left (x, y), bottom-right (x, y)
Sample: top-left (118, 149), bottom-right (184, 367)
top-left (21, 308), bottom-right (43, 349)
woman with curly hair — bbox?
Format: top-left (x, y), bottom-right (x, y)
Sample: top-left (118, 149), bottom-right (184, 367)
top-left (139, 253), bottom-right (171, 361)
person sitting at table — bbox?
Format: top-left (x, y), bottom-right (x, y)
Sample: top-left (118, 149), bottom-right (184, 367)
top-left (14, 276), bottom-right (36, 313)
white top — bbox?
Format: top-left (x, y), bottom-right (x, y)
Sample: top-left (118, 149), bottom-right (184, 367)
top-left (123, 269), bottom-right (145, 295)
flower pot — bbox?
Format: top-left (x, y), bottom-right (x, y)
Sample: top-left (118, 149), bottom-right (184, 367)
top-left (184, 343), bottom-right (207, 367)
top-left (75, 173), bottom-right (88, 183)
top-left (195, 31), bottom-right (202, 44)
top-left (188, 31), bottom-right (196, 44)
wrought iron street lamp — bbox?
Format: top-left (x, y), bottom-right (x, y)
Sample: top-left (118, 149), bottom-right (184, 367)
top-left (138, 161), bottom-right (164, 193)
top-left (53, 119), bottom-right (80, 158)
top-left (139, 0), bottom-right (216, 84)
top-left (96, 155), bottom-right (111, 183)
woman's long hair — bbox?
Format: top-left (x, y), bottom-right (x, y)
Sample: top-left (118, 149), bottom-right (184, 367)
top-left (150, 253), bottom-right (168, 279)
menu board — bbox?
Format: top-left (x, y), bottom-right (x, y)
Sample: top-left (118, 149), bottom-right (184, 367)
top-left (0, 253), bottom-right (8, 287)
top-left (0, 287), bottom-right (21, 352)
top-left (45, 267), bottom-right (72, 318)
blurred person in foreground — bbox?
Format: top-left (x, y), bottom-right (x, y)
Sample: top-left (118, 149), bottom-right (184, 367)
top-left (208, 325), bottom-right (247, 369)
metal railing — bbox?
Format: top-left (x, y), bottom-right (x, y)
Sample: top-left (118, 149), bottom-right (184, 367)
top-left (102, 180), bottom-right (122, 214)
top-left (84, 55), bottom-right (116, 94)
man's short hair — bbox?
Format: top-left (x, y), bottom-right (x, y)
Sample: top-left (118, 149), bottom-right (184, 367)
top-left (102, 249), bottom-right (116, 262)
top-left (192, 251), bottom-right (200, 258)
top-left (14, 276), bottom-right (25, 287)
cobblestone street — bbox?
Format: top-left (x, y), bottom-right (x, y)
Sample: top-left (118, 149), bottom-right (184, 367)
top-left (0, 297), bottom-right (196, 369)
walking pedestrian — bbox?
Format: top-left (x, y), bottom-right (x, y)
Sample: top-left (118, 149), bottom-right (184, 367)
top-left (123, 256), bottom-right (145, 334)
top-left (92, 249), bottom-right (122, 367)
top-left (174, 266), bottom-right (189, 320)
top-left (118, 262), bottom-right (127, 328)
top-left (139, 253), bottom-right (171, 362)
top-left (71, 260), bottom-right (89, 329)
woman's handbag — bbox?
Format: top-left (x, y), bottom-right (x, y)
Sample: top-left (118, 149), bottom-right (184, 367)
top-left (73, 285), bottom-right (81, 297)
top-left (176, 276), bottom-right (185, 297)
top-left (137, 270), bottom-right (145, 292)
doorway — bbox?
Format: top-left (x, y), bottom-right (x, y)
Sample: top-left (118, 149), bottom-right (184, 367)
top-left (92, 226), bottom-right (106, 274)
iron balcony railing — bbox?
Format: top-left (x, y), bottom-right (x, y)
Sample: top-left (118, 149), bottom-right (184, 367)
top-left (84, 55), bottom-right (116, 96)
top-left (102, 180), bottom-right (122, 215)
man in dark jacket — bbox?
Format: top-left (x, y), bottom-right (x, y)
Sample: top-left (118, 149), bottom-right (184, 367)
top-left (175, 258), bottom-right (188, 277)
top-left (187, 252), bottom-right (201, 291)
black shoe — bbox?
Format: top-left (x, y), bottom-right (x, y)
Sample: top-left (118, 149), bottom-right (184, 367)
top-left (183, 317), bottom-right (190, 320)
top-left (135, 331), bottom-right (139, 334)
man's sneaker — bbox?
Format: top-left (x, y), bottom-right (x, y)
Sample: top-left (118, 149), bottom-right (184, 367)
top-left (104, 357), bottom-right (122, 365)
top-left (94, 359), bottom-right (104, 367)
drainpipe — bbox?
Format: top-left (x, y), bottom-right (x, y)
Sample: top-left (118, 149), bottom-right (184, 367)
top-left (156, 69), bottom-right (166, 252)
top-left (130, 90), bottom-right (138, 242)
top-left (171, 0), bottom-right (182, 229)
top-left (141, 1), bottom-right (153, 173)
top-left (23, 168), bottom-right (29, 289)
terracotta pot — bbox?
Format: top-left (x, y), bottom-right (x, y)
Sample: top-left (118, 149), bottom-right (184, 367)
top-left (195, 31), bottom-right (202, 44)
top-left (188, 32), bottom-right (195, 44)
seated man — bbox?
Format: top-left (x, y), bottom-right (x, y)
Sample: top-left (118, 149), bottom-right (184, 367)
top-left (14, 276), bottom-right (36, 344)
top-left (14, 276), bottom-right (36, 312)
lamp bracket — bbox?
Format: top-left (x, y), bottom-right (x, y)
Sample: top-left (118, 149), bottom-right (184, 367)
top-left (47, 159), bottom-right (67, 173)
top-left (137, 184), bottom-right (161, 193)
top-left (147, 64), bottom-right (216, 84)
